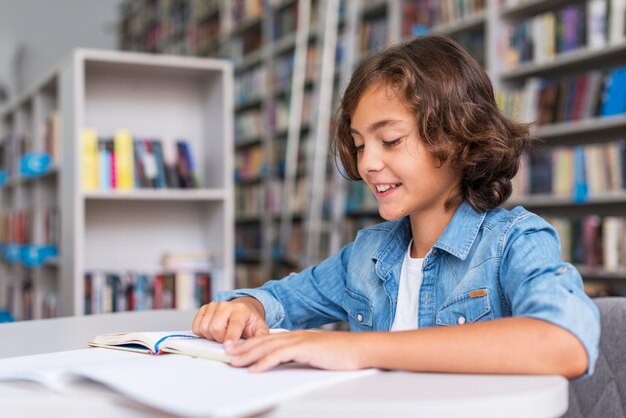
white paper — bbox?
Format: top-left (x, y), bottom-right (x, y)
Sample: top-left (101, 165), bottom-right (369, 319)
top-left (0, 348), bottom-right (377, 418)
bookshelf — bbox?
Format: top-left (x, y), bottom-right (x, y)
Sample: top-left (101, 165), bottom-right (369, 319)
top-left (0, 49), bottom-right (234, 319)
top-left (498, 0), bottom-right (626, 295)
top-left (115, 0), bottom-right (626, 296)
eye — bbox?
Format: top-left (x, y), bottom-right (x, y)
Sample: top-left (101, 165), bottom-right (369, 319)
top-left (382, 138), bottom-right (402, 148)
top-left (352, 144), bottom-right (364, 154)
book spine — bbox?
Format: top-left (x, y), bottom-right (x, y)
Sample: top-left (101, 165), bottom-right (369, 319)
top-left (114, 130), bottom-right (134, 190)
top-left (81, 128), bottom-right (99, 191)
top-left (151, 140), bottom-right (168, 188)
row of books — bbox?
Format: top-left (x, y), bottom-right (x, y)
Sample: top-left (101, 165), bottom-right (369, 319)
top-left (512, 139), bottom-right (626, 198)
top-left (360, 16), bottom-right (389, 55)
top-left (0, 109), bottom-right (59, 177)
top-left (401, 0), bottom-right (487, 39)
top-left (235, 144), bottom-right (265, 182)
top-left (235, 66), bottom-right (267, 108)
top-left (272, 1), bottom-right (298, 41)
top-left (0, 207), bottom-right (59, 247)
top-left (235, 109), bottom-right (264, 143)
top-left (84, 270), bottom-right (213, 315)
top-left (81, 129), bottom-right (198, 191)
top-left (499, 67), bottom-right (626, 125)
top-left (5, 282), bottom-right (59, 321)
top-left (503, 0), bottom-right (626, 69)
top-left (547, 215), bottom-right (626, 272)
top-left (120, 0), bottom-right (221, 54)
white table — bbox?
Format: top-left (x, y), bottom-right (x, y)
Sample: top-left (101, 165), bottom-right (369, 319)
top-left (0, 310), bottom-right (569, 418)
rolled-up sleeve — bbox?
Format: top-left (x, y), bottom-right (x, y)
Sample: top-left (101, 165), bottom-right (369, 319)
top-left (214, 242), bottom-right (353, 329)
top-left (500, 214), bottom-right (601, 378)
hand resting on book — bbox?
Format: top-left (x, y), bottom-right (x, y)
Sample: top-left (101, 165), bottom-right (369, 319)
top-left (192, 297), bottom-right (269, 343)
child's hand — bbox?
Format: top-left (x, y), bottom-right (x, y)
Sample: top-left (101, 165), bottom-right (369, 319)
top-left (192, 297), bottom-right (269, 343)
top-left (224, 330), bottom-right (365, 372)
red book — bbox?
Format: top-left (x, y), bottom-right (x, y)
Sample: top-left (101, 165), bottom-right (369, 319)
top-left (153, 274), bottom-right (163, 310)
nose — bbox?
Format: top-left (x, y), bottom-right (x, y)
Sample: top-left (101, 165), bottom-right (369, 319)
top-left (358, 144), bottom-right (384, 173)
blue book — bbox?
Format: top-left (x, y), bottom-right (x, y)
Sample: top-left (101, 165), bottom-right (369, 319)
top-left (573, 145), bottom-right (588, 203)
top-left (600, 67), bottom-right (626, 117)
top-left (98, 139), bottom-right (111, 190)
top-left (151, 140), bottom-right (167, 188)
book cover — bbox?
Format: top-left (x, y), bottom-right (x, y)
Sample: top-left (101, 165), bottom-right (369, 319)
top-left (599, 67), bottom-right (626, 116)
top-left (114, 130), bottom-right (134, 190)
top-left (81, 128), bottom-right (99, 191)
top-left (151, 139), bottom-right (168, 188)
top-left (142, 139), bottom-right (158, 188)
top-left (98, 139), bottom-right (110, 190)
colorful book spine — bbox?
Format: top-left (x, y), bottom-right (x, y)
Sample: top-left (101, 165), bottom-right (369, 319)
top-left (81, 128), bottom-right (99, 190)
top-left (114, 130), bottom-right (134, 189)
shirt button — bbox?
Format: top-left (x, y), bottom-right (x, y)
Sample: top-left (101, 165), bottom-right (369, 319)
top-left (356, 313), bottom-right (363, 322)
top-left (556, 266), bottom-right (568, 275)
top-left (432, 249), bottom-right (437, 255)
top-left (457, 316), bottom-right (466, 325)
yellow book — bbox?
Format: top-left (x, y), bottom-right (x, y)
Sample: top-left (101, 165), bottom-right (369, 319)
top-left (114, 130), bottom-right (134, 190)
top-left (81, 128), bottom-right (99, 190)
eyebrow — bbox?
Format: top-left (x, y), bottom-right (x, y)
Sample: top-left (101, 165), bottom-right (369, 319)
top-left (350, 119), bottom-right (402, 136)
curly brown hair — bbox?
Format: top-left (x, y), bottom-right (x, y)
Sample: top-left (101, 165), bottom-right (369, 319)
top-left (333, 35), bottom-right (533, 211)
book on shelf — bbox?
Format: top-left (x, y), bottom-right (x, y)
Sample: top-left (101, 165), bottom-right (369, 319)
top-left (84, 269), bottom-right (212, 314)
top-left (88, 330), bottom-right (230, 362)
top-left (114, 130), bottom-right (134, 190)
top-left (81, 128), bottom-right (99, 190)
top-left (81, 128), bottom-right (200, 191)
top-left (511, 139), bottom-right (625, 200)
top-left (546, 215), bottom-right (626, 272)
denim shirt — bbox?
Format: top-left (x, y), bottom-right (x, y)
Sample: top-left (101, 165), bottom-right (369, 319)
top-left (216, 201), bottom-right (600, 376)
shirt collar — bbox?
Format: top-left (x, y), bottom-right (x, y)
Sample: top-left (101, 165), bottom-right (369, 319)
top-left (373, 201), bottom-right (486, 278)
top-left (434, 200), bottom-right (486, 260)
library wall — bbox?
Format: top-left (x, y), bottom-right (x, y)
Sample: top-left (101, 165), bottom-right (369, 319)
top-left (0, 0), bottom-right (122, 99)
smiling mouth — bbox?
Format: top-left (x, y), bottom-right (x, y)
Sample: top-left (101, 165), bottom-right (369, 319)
top-left (375, 183), bottom-right (401, 193)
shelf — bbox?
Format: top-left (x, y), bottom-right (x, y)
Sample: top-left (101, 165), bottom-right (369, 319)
top-left (577, 265), bottom-right (626, 281)
top-left (235, 215), bottom-right (263, 223)
top-left (534, 115), bottom-right (626, 145)
top-left (229, 15), bottom-right (263, 38)
top-left (500, 0), bottom-right (587, 21)
top-left (362, 0), bottom-right (387, 18)
top-left (430, 12), bottom-right (486, 37)
top-left (82, 189), bottom-right (226, 201)
top-left (234, 47), bottom-right (265, 72)
top-left (2, 168), bottom-right (59, 189)
top-left (500, 42), bottom-right (626, 82)
top-left (507, 192), bottom-right (626, 216)
top-left (235, 136), bottom-right (263, 149)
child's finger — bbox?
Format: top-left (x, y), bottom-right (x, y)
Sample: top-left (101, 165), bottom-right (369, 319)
top-left (194, 302), bottom-right (218, 339)
top-left (191, 304), bottom-right (209, 336)
top-left (228, 335), bottom-right (293, 366)
top-left (223, 310), bottom-right (248, 343)
top-left (249, 346), bottom-right (298, 372)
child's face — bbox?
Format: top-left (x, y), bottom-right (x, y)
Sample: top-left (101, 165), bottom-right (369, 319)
top-left (350, 84), bottom-right (461, 221)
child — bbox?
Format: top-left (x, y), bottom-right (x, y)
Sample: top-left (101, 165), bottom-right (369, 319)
top-left (192, 35), bottom-right (600, 377)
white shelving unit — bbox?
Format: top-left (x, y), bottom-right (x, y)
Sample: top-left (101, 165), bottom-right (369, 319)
top-left (0, 49), bottom-right (234, 319)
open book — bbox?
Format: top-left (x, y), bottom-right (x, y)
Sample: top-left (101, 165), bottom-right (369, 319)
top-left (88, 330), bottom-right (230, 362)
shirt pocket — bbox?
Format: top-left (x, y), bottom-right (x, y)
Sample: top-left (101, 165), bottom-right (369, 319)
top-left (342, 288), bottom-right (373, 331)
top-left (436, 288), bottom-right (494, 326)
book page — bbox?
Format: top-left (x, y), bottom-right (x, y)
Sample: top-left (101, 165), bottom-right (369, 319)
top-left (0, 349), bottom-right (141, 390)
top-left (74, 353), bottom-right (377, 418)
top-left (162, 336), bottom-right (229, 362)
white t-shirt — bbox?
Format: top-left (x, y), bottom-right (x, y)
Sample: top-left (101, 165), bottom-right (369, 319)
top-left (390, 240), bottom-right (424, 331)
